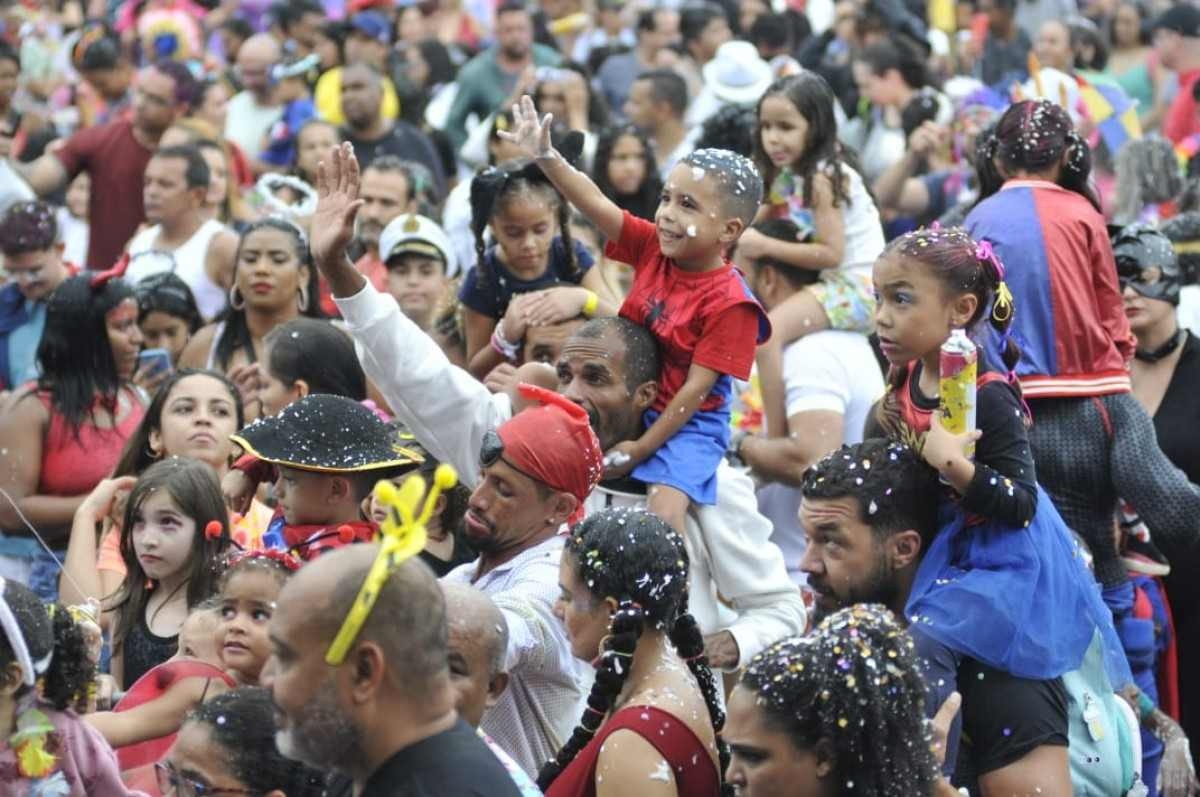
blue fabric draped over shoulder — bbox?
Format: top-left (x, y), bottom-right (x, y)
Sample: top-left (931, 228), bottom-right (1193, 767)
top-left (907, 486), bottom-right (1132, 690)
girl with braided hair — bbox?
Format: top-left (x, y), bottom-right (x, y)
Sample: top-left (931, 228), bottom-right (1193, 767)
top-left (460, 134), bottom-right (615, 379)
top-left (0, 578), bottom-right (129, 793)
top-left (541, 507), bottom-right (726, 796)
top-left (724, 605), bottom-right (941, 797)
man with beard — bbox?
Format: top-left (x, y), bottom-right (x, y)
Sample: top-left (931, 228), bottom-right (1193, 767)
top-left (338, 62), bottom-right (445, 196)
top-left (435, 384), bottom-right (600, 775)
top-left (443, 1), bottom-right (562, 152)
top-left (311, 144), bottom-right (804, 679)
top-left (798, 439), bottom-right (1118, 796)
top-left (263, 543), bottom-right (523, 797)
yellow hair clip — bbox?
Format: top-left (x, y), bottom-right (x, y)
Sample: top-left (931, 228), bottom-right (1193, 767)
top-left (325, 465), bottom-right (458, 665)
top-left (992, 280), bottom-right (1014, 324)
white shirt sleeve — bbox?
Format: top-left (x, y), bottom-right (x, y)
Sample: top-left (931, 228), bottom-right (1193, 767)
top-left (784, 337), bottom-right (853, 417)
top-left (334, 282), bottom-right (512, 488)
top-left (689, 463), bottom-right (808, 669)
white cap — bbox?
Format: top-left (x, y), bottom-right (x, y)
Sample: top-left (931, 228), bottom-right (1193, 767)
top-left (378, 214), bottom-right (459, 278)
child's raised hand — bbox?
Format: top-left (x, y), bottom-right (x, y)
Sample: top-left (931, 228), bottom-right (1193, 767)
top-left (499, 95), bottom-right (555, 160)
top-left (80, 476), bottom-right (138, 523)
top-left (921, 411), bottom-right (982, 473)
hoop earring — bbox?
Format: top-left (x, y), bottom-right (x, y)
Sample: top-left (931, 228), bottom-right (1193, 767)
top-left (297, 285), bottom-right (309, 313)
top-left (229, 285), bottom-right (245, 311)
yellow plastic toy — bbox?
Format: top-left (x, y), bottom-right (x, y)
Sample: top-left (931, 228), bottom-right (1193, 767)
top-left (325, 464), bottom-right (458, 665)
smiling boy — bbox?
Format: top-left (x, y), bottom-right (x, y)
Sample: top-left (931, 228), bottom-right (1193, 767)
top-left (500, 96), bottom-right (770, 536)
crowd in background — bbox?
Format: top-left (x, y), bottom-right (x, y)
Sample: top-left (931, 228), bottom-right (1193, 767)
top-left (0, 0), bottom-right (1198, 795)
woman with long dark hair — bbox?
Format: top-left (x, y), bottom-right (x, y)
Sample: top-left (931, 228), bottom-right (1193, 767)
top-left (540, 508), bottom-right (726, 796)
top-left (178, 218), bottom-right (322, 417)
top-left (592, 125), bottom-right (662, 222)
top-left (60, 368), bottom-right (258, 612)
top-left (0, 273), bottom-right (145, 599)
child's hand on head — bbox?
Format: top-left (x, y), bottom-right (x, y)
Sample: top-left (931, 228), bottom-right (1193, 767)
top-left (81, 476), bottom-right (139, 523)
top-left (500, 95), bottom-right (555, 160)
top-left (522, 286), bottom-right (588, 327)
top-left (500, 292), bottom-right (534, 343)
top-left (921, 412), bottom-right (982, 473)
top-left (734, 228), bottom-right (770, 262)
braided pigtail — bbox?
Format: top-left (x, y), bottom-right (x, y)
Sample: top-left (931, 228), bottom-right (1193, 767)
top-left (43, 604), bottom-right (95, 712)
top-left (469, 167), bottom-right (507, 294)
top-left (536, 600), bottom-right (645, 791)
top-left (669, 598), bottom-right (731, 795)
top-left (556, 190), bottom-right (581, 284)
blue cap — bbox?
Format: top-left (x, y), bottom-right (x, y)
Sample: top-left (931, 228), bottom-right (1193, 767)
top-left (350, 10), bottom-right (392, 44)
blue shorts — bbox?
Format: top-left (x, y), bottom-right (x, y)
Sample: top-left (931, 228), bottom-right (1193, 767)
top-left (632, 407), bottom-right (729, 506)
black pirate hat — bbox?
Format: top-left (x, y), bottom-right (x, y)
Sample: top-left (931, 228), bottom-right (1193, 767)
top-left (231, 395), bottom-right (423, 472)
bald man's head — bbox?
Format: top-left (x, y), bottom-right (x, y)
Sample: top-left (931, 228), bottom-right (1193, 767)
top-left (440, 583), bottom-right (509, 727)
top-left (237, 34), bottom-right (282, 97)
top-left (285, 544), bottom-right (449, 692)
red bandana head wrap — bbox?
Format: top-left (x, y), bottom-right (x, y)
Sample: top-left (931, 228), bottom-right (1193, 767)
top-left (496, 385), bottom-right (603, 520)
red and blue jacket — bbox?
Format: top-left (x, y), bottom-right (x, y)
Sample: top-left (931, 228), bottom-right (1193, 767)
top-left (965, 180), bottom-right (1135, 398)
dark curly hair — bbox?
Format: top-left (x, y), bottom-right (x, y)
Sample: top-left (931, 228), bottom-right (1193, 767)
top-left (0, 579), bottom-right (95, 711)
top-left (737, 605), bottom-right (940, 797)
top-left (537, 508), bottom-right (730, 794)
top-left (801, 440), bottom-right (940, 546)
top-left (592, 125), bottom-right (662, 222)
top-left (187, 687), bottom-right (328, 796)
top-left (0, 201), bottom-right (58, 256)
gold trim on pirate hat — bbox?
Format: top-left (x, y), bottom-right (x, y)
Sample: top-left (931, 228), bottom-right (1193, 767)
top-left (231, 395), bottom-right (424, 473)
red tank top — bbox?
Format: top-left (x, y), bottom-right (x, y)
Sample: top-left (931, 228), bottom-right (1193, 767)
top-left (36, 388), bottom-right (145, 496)
top-left (546, 705), bottom-right (720, 797)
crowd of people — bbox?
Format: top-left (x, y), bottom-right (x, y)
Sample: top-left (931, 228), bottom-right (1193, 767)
top-left (0, 0), bottom-right (1198, 795)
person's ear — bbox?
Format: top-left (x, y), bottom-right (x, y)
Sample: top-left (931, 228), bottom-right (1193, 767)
top-left (190, 185), bottom-right (207, 205)
top-left (889, 529), bottom-right (923, 569)
top-left (949, 292), bottom-right (978, 328)
top-left (432, 493), bottom-right (448, 518)
top-left (293, 378), bottom-right (311, 400)
top-left (548, 492), bottom-right (578, 527)
top-left (0, 661), bottom-right (22, 697)
top-left (813, 737), bottom-right (837, 778)
top-left (486, 672), bottom-right (509, 707)
top-left (720, 217), bottom-right (746, 246)
top-left (148, 428), bottom-right (164, 458)
top-left (349, 640), bottom-right (387, 702)
top-left (330, 474), bottom-right (353, 504)
top-left (632, 379), bottom-right (658, 410)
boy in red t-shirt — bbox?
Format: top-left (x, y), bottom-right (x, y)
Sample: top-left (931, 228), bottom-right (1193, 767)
top-left (500, 96), bottom-right (771, 533)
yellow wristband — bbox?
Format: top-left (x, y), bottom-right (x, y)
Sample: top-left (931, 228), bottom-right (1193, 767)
top-left (582, 290), bottom-right (599, 318)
